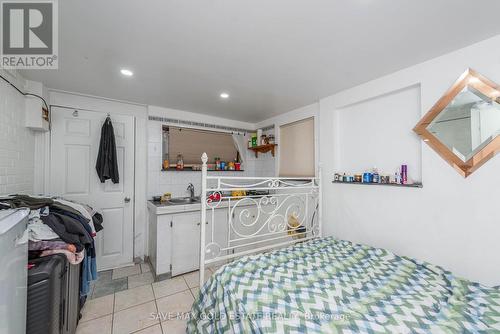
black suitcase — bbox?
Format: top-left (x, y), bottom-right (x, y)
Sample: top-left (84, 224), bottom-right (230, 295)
top-left (27, 254), bottom-right (81, 334)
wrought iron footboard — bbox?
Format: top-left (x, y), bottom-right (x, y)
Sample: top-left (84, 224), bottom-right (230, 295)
top-left (199, 153), bottom-right (322, 286)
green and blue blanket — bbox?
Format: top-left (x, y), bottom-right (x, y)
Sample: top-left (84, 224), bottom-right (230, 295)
top-left (188, 237), bottom-right (500, 333)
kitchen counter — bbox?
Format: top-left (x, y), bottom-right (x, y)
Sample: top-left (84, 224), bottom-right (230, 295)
top-left (148, 192), bottom-right (270, 215)
top-left (147, 200), bottom-right (204, 214)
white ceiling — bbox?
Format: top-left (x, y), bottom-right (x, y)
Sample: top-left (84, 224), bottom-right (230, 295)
top-left (22, 0), bottom-right (500, 122)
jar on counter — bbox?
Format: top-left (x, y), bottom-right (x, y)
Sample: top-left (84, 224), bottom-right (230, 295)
top-left (267, 134), bottom-right (275, 144)
top-left (176, 154), bottom-right (184, 170)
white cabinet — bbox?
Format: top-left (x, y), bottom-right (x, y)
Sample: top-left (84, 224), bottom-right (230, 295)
top-left (231, 204), bottom-right (282, 254)
top-left (171, 212), bottom-right (203, 276)
top-left (171, 209), bottom-right (229, 276)
top-left (230, 202), bottom-right (294, 255)
top-left (205, 209), bottom-right (229, 262)
top-left (147, 198), bottom-right (306, 277)
top-left (148, 212), bottom-right (173, 276)
top-left (230, 206), bottom-right (258, 254)
top-left (148, 205), bottom-right (229, 277)
top-left (25, 96), bottom-right (49, 131)
top-left (24, 81), bottom-right (49, 132)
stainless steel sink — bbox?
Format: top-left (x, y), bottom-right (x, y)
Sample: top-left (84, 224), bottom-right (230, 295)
top-left (168, 196), bottom-right (200, 204)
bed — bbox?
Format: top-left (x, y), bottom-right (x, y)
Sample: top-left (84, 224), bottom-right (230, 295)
top-left (189, 154), bottom-right (500, 333)
top-left (188, 237), bottom-right (500, 333)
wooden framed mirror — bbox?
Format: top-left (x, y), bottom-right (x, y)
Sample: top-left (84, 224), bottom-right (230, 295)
top-left (413, 69), bottom-right (500, 177)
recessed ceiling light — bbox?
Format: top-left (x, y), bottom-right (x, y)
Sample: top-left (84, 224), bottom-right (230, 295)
top-left (220, 92), bottom-right (229, 99)
top-left (120, 69), bottom-right (133, 77)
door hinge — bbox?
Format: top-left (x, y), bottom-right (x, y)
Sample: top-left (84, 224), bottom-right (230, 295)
top-left (170, 221), bottom-right (173, 227)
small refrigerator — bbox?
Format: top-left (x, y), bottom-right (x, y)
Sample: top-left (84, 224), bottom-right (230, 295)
top-left (0, 209), bottom-right (29, 334)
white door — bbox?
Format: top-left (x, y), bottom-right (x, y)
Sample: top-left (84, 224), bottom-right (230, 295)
top-left (50, 107), bottom-right (135, 270)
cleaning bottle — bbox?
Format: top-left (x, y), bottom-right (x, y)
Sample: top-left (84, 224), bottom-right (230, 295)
top-left (372, 167), bottom-right (380, 183)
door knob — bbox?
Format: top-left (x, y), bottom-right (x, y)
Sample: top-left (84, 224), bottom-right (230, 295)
top-left (124, 197), bottom-right (131, 203)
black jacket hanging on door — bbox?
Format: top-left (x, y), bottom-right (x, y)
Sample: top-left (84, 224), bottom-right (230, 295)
top-left (95, 117), bottom-right (119, 183)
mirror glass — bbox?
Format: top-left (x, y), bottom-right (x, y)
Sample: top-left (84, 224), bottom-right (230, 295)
top-left (414, 69), bottom-right (500, 177)
top-left (426, 86), bottom-right (500, 162)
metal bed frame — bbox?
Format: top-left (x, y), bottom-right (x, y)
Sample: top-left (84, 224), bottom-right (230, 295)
top-left (199, 153), bottom-right (322, 286)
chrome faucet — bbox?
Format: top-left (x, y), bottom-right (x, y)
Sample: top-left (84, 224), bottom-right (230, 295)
top-left (187, 183), bottom-right (195, 199)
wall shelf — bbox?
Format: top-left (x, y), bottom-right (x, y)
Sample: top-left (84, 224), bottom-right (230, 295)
top-left (248, 144), bottom-right (277, 158)
top-left (161, 168), bottom-right (245, 172)
top-left (332, 180), bottom-right (423, 188)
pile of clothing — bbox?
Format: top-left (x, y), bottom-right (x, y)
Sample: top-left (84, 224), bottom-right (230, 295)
top-left (0, 195), bottom-right (103, 297)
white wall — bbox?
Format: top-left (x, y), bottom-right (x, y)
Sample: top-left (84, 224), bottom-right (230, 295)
top-left (319, 35), bottom-right (500, 286)
top-left (336, 85), bottom-right (422, 181)
top-left (0, 71), bottom-right (35, 195)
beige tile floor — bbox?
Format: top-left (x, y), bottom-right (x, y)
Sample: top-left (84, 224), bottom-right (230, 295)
top-left (77, 265), bottom-right (218, 334)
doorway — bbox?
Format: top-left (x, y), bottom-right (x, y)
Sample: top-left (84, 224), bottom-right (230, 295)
top-left (49, 106), bottom-right (135, 270)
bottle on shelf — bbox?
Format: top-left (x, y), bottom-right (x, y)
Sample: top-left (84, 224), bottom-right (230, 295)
top-left (401, 164), bottom-right (408, 185)
top-left (394, 168), bottom-right (400, 184)
top-left (372, 167), bottom-right (380, 183)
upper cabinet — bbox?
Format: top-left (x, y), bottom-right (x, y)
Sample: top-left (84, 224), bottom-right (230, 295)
top-left (414, 69), bottom-right (500, 177)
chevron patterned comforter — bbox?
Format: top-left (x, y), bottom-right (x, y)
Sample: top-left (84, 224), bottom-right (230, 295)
top-left (187, 237), bottom-right (500, 333)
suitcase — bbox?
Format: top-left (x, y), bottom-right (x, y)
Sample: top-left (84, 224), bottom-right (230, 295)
top-left (27, 254), bottom-right (81, 334)
top-left (64, 259), bottom-right (80, 334)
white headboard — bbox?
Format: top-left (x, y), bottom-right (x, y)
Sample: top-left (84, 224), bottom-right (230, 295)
top-left (199, 153), bottom-right (322, 286)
